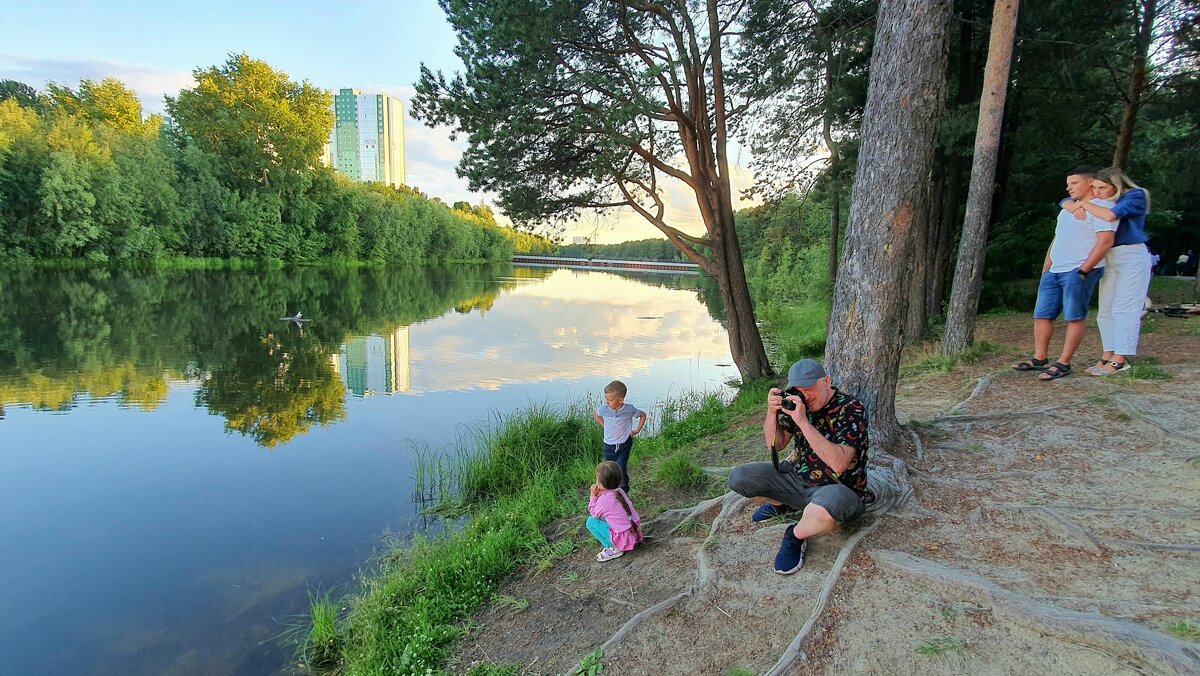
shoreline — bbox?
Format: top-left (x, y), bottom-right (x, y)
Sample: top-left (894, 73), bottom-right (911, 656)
top-left (304, 281), bottom-right (1199, 673)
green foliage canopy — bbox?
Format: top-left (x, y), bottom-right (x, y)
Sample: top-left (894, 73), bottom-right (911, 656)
top-left (167, 53), bottom-right (333, 191)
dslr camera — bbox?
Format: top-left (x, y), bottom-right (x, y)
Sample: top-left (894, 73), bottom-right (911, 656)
top-left (775, 387), bottom-right (807, 433)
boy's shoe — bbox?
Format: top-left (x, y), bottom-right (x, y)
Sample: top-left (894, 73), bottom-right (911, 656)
top-left (596, 547), bottom-right (624, 562)
top-left (752, 503), bottom-right (797, 523)
top-left (773, 527), bottom-right (807, 575)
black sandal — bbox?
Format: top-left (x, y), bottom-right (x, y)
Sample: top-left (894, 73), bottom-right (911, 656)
top-left (1013, 357), bottom-right (1049, 371)
top-left (1039, 362), bottom-right (1071, 380)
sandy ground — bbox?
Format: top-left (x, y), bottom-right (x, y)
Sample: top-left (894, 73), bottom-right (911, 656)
top-left (451, 314), bottom-right (1200, 675)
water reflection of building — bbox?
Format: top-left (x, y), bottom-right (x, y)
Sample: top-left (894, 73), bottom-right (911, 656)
top-left (330, 326), bottom-right (410, 397)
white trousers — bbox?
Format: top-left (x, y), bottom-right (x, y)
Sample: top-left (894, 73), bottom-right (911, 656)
top-left (1095, 243), bottom-right (1151, 356)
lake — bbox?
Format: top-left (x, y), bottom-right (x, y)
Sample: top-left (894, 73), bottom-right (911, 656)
top-left (0, 264), bottom-right (737, 675)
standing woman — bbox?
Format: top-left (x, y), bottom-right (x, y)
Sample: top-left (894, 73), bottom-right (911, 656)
top-left (1062, 167), bottom-right (1151, 374)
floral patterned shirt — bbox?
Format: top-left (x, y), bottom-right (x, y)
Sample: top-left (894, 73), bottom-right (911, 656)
top-left (783, 388), bottom-right (870, 495)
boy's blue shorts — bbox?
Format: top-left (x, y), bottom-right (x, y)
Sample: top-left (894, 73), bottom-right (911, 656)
top-left (1033, 268), bottom-right (1103, 321)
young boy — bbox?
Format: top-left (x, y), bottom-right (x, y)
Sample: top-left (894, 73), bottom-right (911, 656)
top-left (593, 380), bottom-right (646, 493)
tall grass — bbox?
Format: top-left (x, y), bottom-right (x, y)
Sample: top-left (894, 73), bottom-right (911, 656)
top-left (901, 340), bottom-right (1006, 377)
top-left (756, 300), bottom-right (829, 364)
top-left (302, 588), bottom-right (340, 667)
top-left (328, 385), bottom-right (773, 674)
top-left (652, 451), bottom-right (706, 488)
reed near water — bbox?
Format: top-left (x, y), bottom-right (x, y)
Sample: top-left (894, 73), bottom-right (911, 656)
top-left (305, 386), bottom-right (769, 674)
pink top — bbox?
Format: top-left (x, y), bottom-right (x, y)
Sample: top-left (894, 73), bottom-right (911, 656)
top-left (588, 488), bottom-right (643, 551)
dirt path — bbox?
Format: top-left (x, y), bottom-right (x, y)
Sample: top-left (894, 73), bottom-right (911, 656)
top-left (452, 315), bottom-right (1200, 675)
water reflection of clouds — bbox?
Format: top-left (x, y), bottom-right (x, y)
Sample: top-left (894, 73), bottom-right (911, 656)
top-left (410, 270), bottom-right (731, 392)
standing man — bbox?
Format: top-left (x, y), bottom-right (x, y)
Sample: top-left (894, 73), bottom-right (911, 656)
top-left (1012, 166), bottom-right (1116, 380)
top-left (727, 359), bottom-right (870, 574)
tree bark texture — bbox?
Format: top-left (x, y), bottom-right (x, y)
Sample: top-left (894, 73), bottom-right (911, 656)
top-left (925, 173), bottom-right (947, 319)
top-left (829, 183), bottom-right (841, 284)
top-left (826, 0), bottom-right (952, 451)
top-left (942, 0), bottom-right (1021, 355)
top-left (1113, 0), bottom-right (1157, 168)
top-left (824, 53), bottom-right (842, 285)
top-left (904, 178), bottom-right (931, 345)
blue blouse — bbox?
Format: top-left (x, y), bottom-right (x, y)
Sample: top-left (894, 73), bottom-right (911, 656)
top-left (1110, 188), bottom-right (1148, 246)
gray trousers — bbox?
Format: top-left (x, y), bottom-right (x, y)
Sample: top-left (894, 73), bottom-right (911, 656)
top-left (728, 462), bottom-right (865, 524)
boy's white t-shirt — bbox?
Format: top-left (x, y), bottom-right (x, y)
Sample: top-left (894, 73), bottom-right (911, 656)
top-left (595, 403), bottom-right (641, 445)
top-left (1048, 198), bottom-right (1116, 273)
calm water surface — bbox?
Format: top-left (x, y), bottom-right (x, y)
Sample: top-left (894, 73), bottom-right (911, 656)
top-left (0, 264), bottom-right (735, 675)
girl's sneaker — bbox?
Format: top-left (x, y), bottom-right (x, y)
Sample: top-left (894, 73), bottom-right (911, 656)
top-left (596, 547), bottom-right (624, 562)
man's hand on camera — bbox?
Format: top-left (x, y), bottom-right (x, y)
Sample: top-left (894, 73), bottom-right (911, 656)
top-left (783, 395), bottom-right (808, 424)
top-left (766, 387), bottom-right (783, 414)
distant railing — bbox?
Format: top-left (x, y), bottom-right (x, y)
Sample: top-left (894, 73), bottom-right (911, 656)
top-left (512, 254), bottom-right (701, 274)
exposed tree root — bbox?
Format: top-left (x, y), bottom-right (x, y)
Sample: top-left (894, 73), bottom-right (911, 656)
top-left (1106, 538), bottom-right (1200, 553)
top-left (764, 517), bottom-right (886, 676)
top-left (1110, 395), bottom-right (1200, 445)
top-left (1031, 594), bottom-right (1200, 616)
top-left (906, 427), bottom-right (925, 462)
top-left (651, 495), bottom-right (726, 532)
top-left (873, 550), bottom-right (1200, 674)
top-left (934, 397), bottom-right (1090, 424)
top-left (600, 492), bottom-right (744, 654)
top-left (983, 503), bottom-right (1103, 552)
top-left (986, 501), bottom-right (1199, 518)
top-left (974, 470), bottom-right (1051, 481)
top-left (948, 375), bottom-right (993, 415)
top-left (934, 410), bottom-right (1058, 423)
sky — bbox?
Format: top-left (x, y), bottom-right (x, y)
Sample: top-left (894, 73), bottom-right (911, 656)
top-left (0, 0), bottom-right (759, 244)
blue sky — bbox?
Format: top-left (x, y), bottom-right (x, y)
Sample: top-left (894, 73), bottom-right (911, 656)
top-left (0, 0), bottom-right (746, 243)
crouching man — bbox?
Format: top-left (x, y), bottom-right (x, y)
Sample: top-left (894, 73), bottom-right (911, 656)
top-left (727, 358), bottom-right (870, 574)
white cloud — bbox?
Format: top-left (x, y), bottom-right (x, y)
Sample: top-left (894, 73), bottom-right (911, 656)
top-left (0, 54), bottom-right (193, 115)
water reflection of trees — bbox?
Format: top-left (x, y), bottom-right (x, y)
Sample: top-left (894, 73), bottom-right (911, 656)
top-left (197, 326), bottom-right (346, 447)
top-left (0, 264), bottom-right (540, 445)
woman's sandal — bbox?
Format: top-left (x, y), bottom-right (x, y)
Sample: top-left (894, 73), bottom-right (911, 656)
top-left (1087, 360), bottom-right (1130, 376)
top-left (1013, 357), bottom-right (1049, 371)
top-left (1039, 362), bottom-right (1071, 380)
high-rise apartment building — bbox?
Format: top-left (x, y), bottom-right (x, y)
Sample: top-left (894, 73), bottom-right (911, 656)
top-left (323, 89), bottom-right (405, 188)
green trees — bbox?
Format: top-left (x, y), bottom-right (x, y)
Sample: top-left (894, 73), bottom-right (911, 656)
top-left (167, 54), bottom-right (332, 191)
top-left (414, 0), bottom-right (773, 378)
top-left (0, 59), bottom-right (517, 264)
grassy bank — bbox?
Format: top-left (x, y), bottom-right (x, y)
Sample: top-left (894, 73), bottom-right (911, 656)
top-left (305, 388), bottom-right (769, 674)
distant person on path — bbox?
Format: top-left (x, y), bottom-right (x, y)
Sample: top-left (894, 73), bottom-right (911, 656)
top-left (1188, 249), bottom-right (1198, 276)
top-left (1011, 166), bottom-right (1115, 380)
top-left (593, 380), bottom-right (646, 493)
top-left (587, 461), bottom-right (642, 561)
top-left (1176, 252), bottom-right (1189, 276)
top-left (1149, 250), bottom-right (1160, 275)
top-left (1062, 167), bottom-right (1153, 376)
top-left (727, 359), bottom-right (870, 575)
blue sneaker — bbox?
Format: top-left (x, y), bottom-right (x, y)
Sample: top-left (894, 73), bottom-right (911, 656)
top-left (752, 503), bottom-right (796, 523)
top-left (773, 527), bottom-right (807, 575)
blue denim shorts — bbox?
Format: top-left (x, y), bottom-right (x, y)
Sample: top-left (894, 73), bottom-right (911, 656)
top-left (1033, 268), bottom-right (1103, 321)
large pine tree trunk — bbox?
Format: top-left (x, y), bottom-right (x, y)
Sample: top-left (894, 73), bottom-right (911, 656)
top-left (1113, 0), bottom-right (1157, 168)
top-left (712, 225), bottom-right (773, 379)
top-left (942, 0), bottom-right (1021, 355)
top-left (825, 0), bottom-right (952, 451)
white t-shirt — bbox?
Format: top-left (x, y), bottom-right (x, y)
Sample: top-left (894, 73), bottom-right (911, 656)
top-left (1048, 198), bottom-right (1116, 273)
top-left (595, 403), bottom-right (641, 445)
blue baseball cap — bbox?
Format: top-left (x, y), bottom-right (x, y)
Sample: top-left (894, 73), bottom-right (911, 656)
top-left (786, 359), bottom-right (826, 388)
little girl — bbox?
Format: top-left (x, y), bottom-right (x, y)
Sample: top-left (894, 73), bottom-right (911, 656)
top-left (586, 460), bottom-right (643, 562)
